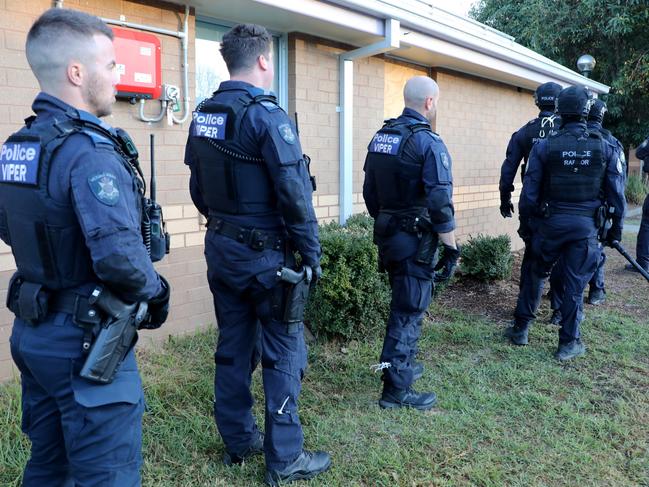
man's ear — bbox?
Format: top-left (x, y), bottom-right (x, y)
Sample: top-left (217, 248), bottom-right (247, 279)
top-left (258, 53), bottom-right (269, 71)
top-left (67, 60), bottom-right (84, 87)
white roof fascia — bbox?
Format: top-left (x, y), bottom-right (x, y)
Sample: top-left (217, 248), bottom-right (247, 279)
top-left (252, 0), bottom-right (609, 94)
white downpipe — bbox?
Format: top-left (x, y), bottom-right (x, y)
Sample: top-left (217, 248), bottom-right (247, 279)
top-left (338, 18), bottom-right (400, 224)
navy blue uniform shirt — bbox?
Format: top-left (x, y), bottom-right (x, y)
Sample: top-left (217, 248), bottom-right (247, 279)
top-left (520, 121), bottom-right (626, 221)
top-left (184, 81), bottom-right (320, 267)
top-left (500, 110), bottom-right (557, 195)
top-left (363, 107), bottom-right (456, 234)
top-left (31, 93), bottom-right (162, 301)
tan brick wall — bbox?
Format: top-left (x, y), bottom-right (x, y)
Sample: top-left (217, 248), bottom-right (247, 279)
top-left (0, 0), bottom-right (217, 380)
top-left (435, 70), bottom-right (538, 249)
top-left (383, 59), bottom-right (428, 120)
top-left (288, 34), bottom-right (384, 221)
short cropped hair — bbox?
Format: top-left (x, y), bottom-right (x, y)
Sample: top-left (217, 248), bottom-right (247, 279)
top-left (220, 24), bottom-right (272, 74)
top-left (26, 8), bottom-right (114, 87)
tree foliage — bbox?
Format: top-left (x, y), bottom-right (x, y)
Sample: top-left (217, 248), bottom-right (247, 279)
top-left (470, 0), bottom-right (649, 149)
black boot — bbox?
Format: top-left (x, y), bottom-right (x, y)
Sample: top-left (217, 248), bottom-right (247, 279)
top-left (265, 450), bottom-right (331, 486)
top-left (587, 288), bottom-right (606, 305)
top-left (379, 385), bottom-right (437, 410)
top-left (504, 324), bottom-right (529, 345)
top-left (223, 431), bottom-right (264, 466)
top-left (554, 339), bottom-right (586, 361)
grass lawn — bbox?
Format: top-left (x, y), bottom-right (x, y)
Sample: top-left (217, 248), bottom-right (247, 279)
top-left (1, 298), bottom-right (648, 486)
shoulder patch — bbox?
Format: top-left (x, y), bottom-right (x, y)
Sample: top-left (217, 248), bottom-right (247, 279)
top-left (440, 151), bottom-right (450, 169)
top-left (369, 131), bottom-right (402, 155)
top-left (277, 123), bottom-right (296, 145)
top-left (88, 172), bottom-right (120, 206)
top-left (0, 140), bottom-right (40, 185)
top-left (260, 100), bottom-right (280, 112)
top-left (192, 111), bottom-right (227, 140)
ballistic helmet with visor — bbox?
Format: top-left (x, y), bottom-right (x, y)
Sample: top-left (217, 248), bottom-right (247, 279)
top-left (588, 98), bottom-right (607, 124)
top-left (556, 86), bottom-right (593, 118)
top-left (534, 82), bottom-right (562, 109)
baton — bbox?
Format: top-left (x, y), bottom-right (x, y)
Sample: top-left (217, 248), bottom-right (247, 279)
top-left (612, 240), bottom-right (649, 283)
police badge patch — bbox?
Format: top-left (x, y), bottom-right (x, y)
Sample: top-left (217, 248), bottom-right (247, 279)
top-left (440, 152), bottom-right (450, 169)
top-left (617, 156), bottom-right (623, 175)
top-left (278, 123), bottom-right (296, 144)
top-left (88, 172), bottom-right (120, 206)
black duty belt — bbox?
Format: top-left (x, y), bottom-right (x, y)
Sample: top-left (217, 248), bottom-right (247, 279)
top-left (207, 217), bottom-right (286, 251)
top-left (548, 206), bottom-right (597, 218)
top-left (49, 291), bottom-right (103, 327)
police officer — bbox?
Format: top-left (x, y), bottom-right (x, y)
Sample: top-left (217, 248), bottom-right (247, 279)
top-left (548, 99), bottom-right (622, 321)
top-left (625, 137), bottom-right (649, 272)
top-left (184, 24), bottom-right (330, 486)
top-left (500, 82), bottom-right (562, 305)
top-left (505, 86), bottom-right (626, 360)
top-left (1, 9), bottom-right (170, 485)
top-left (363, 76), bottom-right (459, 410)
top-left (500, 82), bottom-right (563, 219)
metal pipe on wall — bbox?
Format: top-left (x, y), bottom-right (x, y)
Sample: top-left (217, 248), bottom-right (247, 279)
top-left (337, 18), bottom-right (400, 224)
top-left (100, 5), bottom-right (191, 125)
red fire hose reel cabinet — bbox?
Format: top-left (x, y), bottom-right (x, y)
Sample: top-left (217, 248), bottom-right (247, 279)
top-left (112, 26), bottom-right (162, 100)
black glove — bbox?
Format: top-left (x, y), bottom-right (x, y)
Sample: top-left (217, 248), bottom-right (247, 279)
top-left (500, 193), bottom-right (514, 218)
top-left (605, 219), bottom-right (622, 247)
top-left (140, 275), bottom-right (170, 330)
top-left (434, 244), bottom-right (461, 283)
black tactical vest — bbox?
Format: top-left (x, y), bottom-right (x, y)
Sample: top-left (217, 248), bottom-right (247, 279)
top-left (189, 92), bottom-right (277, 215)
top-left (520, 114), bottom-right (560, 179)
top-left (364, 119), bottom-right (431, 210)
top-left (543, 129), bottom-right (606, 203)
top-left (0, 115), bottom-right (140, 290)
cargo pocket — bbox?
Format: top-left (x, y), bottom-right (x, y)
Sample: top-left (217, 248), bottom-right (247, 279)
top-left (69, 359), bottom-right (144, 468)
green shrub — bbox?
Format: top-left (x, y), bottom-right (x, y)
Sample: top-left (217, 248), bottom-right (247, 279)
top-left (625, 173), bottom-right (649, 205)
top-left (459, 234), bottom-right (513, 282)
top-left (306, 214), bottom-right (390, 340)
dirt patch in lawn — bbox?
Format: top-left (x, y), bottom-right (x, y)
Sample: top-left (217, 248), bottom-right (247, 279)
top-left (433, 234), bottom-right (649, 325)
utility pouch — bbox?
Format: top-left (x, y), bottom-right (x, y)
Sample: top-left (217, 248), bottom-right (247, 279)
top-left (274, 266), bottom-right (313, 325)
top-left (80, 287), bottom-right (147, 384)
top-left (6, 275), bottom-right (49, 324)
top-left (415, 231), bottom-right (438, 265)
top-left (373, 213), bottom-right (398, 242)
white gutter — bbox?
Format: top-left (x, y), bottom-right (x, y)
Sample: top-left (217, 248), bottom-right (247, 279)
top-left (338, 18), bottom-right (400, 224)
top-left (325, 0), bottom-right (609, 93)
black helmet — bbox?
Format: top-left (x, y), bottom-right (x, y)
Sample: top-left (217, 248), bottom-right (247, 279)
top-left (588, 98), bottom-right (607, 123)
top-left (556, 86), bottom-right (593, 118)
top-left (534, 82), bottom-right (563, 109)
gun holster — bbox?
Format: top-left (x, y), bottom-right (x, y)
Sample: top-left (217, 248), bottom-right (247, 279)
top-left (272, 266), bottom-right (313, 327)
top-left (6, 275), bottom-right (49, 324)
top-left (415, 231), bottom-right (438, 265)
top-left (79, 287), bottom-right (147, 384)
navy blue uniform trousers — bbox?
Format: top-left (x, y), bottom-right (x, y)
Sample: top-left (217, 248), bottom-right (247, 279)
top-left (205, 232), bottom-right (307, 470)
top-left (10, 313), bottom-right (144, 487)
top-left (380, 269), bottom-right (432, 389)
top-left (514, 215), bottom-right (600, 343)
top-left (549, 249), bottom-right (606, 310)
